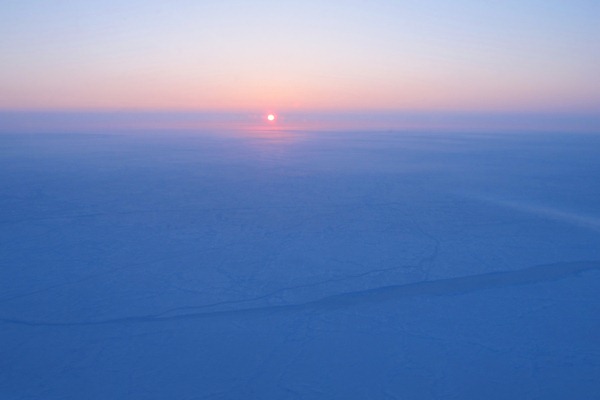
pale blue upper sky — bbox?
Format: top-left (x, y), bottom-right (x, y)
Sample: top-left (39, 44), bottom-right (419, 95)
top-left (1, 0), bottom-right (599, 112)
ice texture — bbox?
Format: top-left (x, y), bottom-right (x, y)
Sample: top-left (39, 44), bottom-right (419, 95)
top-left (1, 128), bottom-right (599, 399)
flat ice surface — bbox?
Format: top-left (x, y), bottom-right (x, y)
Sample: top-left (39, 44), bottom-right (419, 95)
top-left (1, 128), bottom-right (599, 399)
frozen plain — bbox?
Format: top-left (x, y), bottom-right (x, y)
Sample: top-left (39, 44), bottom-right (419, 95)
top-left (1, 124), bottom-right (599, 399)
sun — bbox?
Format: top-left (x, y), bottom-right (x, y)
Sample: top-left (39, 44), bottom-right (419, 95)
top-left (267, 114), bottom-right (276, 122)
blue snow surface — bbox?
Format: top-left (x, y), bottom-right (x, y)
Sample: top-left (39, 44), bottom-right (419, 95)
top-left (1, 121), bottom-right (599, 399)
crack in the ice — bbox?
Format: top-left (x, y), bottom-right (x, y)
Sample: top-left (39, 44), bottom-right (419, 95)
top-left (1, 260), bottom-right (598, 327)
top-left (161, 261), bottom-right (427, 317)
top-left (158, 220), bottom-right (440, 314)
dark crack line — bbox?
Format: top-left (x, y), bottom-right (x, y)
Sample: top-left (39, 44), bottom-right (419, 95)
top-left (1, 260), bottom-right (598, 327)
top-left (159, 261), bottom-right (429, 317)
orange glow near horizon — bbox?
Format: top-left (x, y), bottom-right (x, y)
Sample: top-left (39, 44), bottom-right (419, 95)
top-left (0, 2), bottom-right (598, 115)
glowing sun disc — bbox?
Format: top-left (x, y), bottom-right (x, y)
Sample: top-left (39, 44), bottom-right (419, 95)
top-left (267, 114), bottom-right (276, 121)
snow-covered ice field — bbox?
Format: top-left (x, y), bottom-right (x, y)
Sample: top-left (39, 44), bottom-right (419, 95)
top-left (1, 126), bottom-right (599, 399)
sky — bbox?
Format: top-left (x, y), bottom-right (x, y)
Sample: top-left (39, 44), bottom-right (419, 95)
top-left (1, 0), bottom-right (599, 114)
